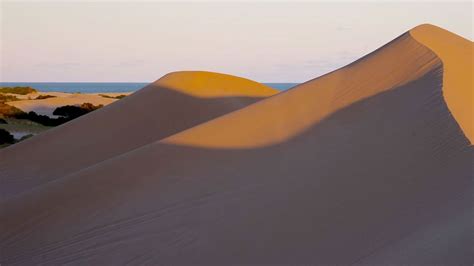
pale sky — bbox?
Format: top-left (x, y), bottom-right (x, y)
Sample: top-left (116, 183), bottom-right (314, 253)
top-left (0, 1), bottom-right (472, 82)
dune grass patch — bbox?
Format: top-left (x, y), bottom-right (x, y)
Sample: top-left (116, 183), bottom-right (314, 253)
top-left (0, 94), bottom-right (20, 102)
top-left (35, 95), bottom-right (57, 100)
top-left (99, 94), bottom-right (127, 99)
top-left (0, 86), bottom-right (37, 95)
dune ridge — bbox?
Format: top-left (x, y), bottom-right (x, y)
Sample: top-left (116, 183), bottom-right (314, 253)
top-left (162, 32), bottom-right (441, 148)
top-left (0, 72), bottom-right (277, 199)
top-left (410, 24), bottom-right (473, 143)
top-left (0, 25), bottom-right (472, 264)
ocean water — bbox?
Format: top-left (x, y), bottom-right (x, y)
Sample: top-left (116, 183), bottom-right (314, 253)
top-left (0, 82), bottom-right (298, 93)
top-left (264, 83), bottom-right (299, 91)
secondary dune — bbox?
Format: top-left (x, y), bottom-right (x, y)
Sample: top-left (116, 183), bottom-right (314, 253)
top-left (0, 72), bottom-right (277, 199)
top-left (0, 24), bottom-right (472, 264)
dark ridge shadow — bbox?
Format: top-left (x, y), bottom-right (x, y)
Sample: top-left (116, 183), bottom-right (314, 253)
top-left (0, 85), bottom-right (271, 199)
top-left (1, 65), bottom-right (472, 264)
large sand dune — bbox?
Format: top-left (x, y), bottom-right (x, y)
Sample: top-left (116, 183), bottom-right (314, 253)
top-left (1, 24), bottom-right (472, 264)
top-left (0, 72), bottom-right (276, 199)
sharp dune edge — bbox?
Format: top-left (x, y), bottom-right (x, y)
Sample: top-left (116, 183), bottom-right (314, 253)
top-left (1, 24), bottom-right (472, 264)
top-left (0, 72), bottom-right (276, 199)
top-left (411, 24), bottom-right (473, 143)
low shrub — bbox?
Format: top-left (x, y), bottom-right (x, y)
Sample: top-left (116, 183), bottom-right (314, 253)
top-left (53, 103), bottom-right (103, 119)
top-left (35, 95), bottom-right (57, 100)
top-left (0, 128), bottom-right (15, 144)
top-left (0, 94), bottom-right (20, 103)
top-left (3, 102), bottom-right (103, 127)
top-left (0, 86), bottom-right (37, 95)
top-left (19, 134), bottom-right (34, 141)
top-left (0, 118), bottom-right (7, 124)
top-left (12, 102), bottom-right (103, 127)
top-left (0, 103), bottom-right (26, 118)
top-left (99, 94), bottom-right (126, 99)
top-left (14, 111), bottom-right (67, 127)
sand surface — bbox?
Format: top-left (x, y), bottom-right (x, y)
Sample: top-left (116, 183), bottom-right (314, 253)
top-left (0, 72), bottom-right (276, 199)
top-left (411, 24), bottom-right (473, 143)
top-left (0, 24), bottom-right (472, 264)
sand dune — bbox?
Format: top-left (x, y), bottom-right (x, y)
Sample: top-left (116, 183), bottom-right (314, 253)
top-left (1, 24), bottom-right (472, 264)
top-left (0, 72), bottom-right (276, 199)
top-left (411, 24), bottom-right (473, 143)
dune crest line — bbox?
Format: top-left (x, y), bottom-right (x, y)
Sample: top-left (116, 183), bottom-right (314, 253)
top-left (410, 24), bottom-right (473, 143)
top-left (1, 24), bottom-right (472, 265)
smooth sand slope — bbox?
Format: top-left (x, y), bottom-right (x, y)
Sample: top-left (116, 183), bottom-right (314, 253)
top-left (0, 72), bottom-right (277, 199)
top-left (1, 24), bottom-right (472, 264)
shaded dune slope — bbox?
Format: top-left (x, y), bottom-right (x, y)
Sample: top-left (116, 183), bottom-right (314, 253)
top-left (0, 71), bottom-right (276, 199)
top-left (1, 25), bottom-right (472, 264)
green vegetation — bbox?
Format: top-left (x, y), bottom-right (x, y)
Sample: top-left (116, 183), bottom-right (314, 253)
top-left (0, 86), bottom-right (37, 95)
top-left (35, 94), bottom-right (57, 100)
top-left (0, 128), bottom-right (14, 145)
top-left (0, 94), bottom-right (20, 102)
top-left (0, 103), bottom-right (26, 118)
top-left (53, 103), bottom-right (103, 119)
top-left (0, 120), bottom-right (42, 148)
top-left (0, 101), bottom-right (103, 148)
top-left (19, 134), bottom-right (34, 141)
top-left (10, 102), bottom-right (104, 127)
top-left (14, 111), bottom-right (68, 127)
top-left (0, 117), bottom-right (51, 134)
top-left (99, 94), bottom-right (127, 99)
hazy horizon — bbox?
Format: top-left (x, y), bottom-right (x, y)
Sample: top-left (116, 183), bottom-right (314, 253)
top-left (1, 1), bottom-right (472, 83)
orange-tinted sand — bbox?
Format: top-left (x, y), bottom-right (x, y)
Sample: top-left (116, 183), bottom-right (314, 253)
top-left (163, 31), bottom-right (441, 148)
top-left (0, 25), bottom-right (471, 264)
top-left (411, 24), bottom-right (473, 143)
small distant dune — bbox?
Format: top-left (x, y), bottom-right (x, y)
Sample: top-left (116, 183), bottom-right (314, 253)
top-left (0, 72), bottom-right (277, 198)
top-left (0, 24), bottom-right (471, 265)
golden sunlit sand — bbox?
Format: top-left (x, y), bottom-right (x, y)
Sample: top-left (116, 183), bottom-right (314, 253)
top-left (411, 24), bottom-right (473, 143)
top-left (0, 72), bottom-right (276, 198)
top-left (0, 24), bottom-right (472, 265)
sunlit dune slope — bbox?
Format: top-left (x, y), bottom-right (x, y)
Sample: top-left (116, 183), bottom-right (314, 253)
top-left (162, 25), bottom-right (473, 149)
top-left (157, 71), bottom-right (277, 98)
top-left (162, 31), bottom-right (441, 148)
top-left (410, 24), bottom-right (473, 143)
top-left (0, 71), bottom-right (277, 199)
top-left (1, 25), bottom-right (471, 264)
